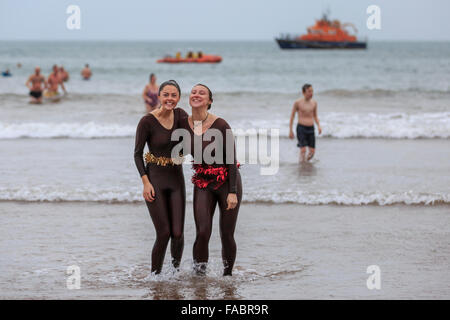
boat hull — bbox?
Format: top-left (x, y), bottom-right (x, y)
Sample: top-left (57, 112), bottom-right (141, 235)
top-left (157, 55), bottom-right (222, 63)
top-left (276, 38), bottom-right (367, 49)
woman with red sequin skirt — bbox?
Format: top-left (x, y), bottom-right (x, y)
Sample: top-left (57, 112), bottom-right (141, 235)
top-left (179, 84), bottom-right (242, 276)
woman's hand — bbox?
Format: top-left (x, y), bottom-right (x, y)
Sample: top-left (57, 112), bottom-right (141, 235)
top-left (226, 193), bottom-right (238, 210)
top-left (143, 182), bottom-right (155, 202)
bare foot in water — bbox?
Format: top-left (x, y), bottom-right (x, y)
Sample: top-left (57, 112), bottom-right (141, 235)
top-left (193, 262), bottom-right (207, 276)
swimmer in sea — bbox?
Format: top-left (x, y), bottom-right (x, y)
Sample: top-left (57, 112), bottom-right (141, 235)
top-left (289, 84), bottom-right (322, 162)
top-left (59, 66), bottom-right (69, 82)
top-left (134, 80), bottom-right (188, 274)
top-left (81, 64), bottom-right (92, 80)
top-left (2, 69), bottom-right (12, 77)
top-left (142, 73), bottom-right (160, 113)
top-left (25, 67), bottom-right (46, 104)
top-left (45, 65), bottom-right (67, 101)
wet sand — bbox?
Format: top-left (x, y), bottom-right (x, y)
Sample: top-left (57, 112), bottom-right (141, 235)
top-left (1, 201), bottom-right (449, 299)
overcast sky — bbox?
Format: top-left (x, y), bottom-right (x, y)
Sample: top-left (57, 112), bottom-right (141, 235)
top-left (1, 0), bottom-right (449, 41)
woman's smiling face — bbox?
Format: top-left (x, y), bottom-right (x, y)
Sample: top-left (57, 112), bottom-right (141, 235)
top-left (190, 85), bottom-right (211, 109)
top-left (159, 85), bottom-right (180, 110)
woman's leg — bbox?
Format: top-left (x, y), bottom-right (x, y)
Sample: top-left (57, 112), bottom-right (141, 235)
top-left (217, 173), bottom-right (243, 276)
top-left (145, 188), bottom-right (170, 274)
top-left (192, 186), bottom-right (217, 274)
top-left (167, 181), bottom-right (186, 269)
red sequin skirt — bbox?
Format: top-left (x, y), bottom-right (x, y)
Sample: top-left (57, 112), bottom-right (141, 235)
top-left (191, 163), bottom-right (240, 190)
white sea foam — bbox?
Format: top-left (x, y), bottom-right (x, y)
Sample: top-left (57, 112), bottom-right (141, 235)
top-left (244, 190), bottom-right (450, 205)
top-left (0, 122), bottom-right (135, 139)
top-left (318, 112), bottom-right (450, 139)
top-left (1, 186), bottom-right (448, 205)
top-left (0, 186), bottom-right (142, 203)
top-left (233, 112), bottom-right (450, 139)
top-left (0, 112), bottom-right (449, 140)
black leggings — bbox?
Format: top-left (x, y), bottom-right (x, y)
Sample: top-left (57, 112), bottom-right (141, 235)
top-left (193, 172), bottom-right (242, 276)
top-left (145, 164), bottom-right (186, 274)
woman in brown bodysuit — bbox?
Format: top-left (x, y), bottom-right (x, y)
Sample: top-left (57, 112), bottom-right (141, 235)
top-left (134, 80), bottom-right (188, 274)
top-left (179, 84), bottom-right (242, 276)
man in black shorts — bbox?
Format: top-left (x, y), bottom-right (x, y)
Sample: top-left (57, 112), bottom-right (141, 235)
top-left (289, 84), bottom-right (322, 162)
top-left (25, 67), bottom-right (46, 104)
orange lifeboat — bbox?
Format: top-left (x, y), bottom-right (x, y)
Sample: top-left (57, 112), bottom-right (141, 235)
top-left (157, 53), bottom-right (222, 64)
top-left (299, 18), bottom-right (357, 42)
top-left (276, 12), bottom-right (367, 49)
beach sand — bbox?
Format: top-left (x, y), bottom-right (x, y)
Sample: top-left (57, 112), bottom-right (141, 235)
top-left (1, 201), bottom-right (448, 299)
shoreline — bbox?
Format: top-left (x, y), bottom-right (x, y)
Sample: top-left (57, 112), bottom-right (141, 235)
top-left (1, 200), bottom-right (449, 206)
top-left (1, 201), bottom-right (449, 299)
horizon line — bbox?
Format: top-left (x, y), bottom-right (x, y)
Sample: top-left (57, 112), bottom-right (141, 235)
top-left (1, 38), bottom-right (450, 42)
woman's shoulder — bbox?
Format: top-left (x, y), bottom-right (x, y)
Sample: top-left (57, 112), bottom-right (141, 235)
top-left (175, 107), bottom-right (189, 118)
top-left (211, 116), bottom-right (231, 130)
top-left (142, 112), bottom-right (155, 119)
top-left (138, 113), bottom-right (154, 125)
top-left (174, 108), bottom-right (190, 129)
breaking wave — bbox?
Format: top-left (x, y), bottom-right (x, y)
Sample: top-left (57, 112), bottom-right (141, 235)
top-left (0, 112), bottom-right (449, 139)
top-left (1, 186), bottom-right (448, 206)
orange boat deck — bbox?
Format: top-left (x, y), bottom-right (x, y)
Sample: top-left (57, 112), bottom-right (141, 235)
top-left (298, 13), bottom-right (359, 43)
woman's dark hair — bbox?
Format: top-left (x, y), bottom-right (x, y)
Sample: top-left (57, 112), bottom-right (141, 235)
top-left (159, 79), bottom-right (181, 96)
top-left (195, 83), bottom-right (213, 110)
top-left (302, 83), bottom-right (312, 93)
top-left (149, 73), bottom-right (155, 81)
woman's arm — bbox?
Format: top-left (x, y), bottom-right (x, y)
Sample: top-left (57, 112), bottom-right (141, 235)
top-left (134, 117), bottom-right (149, 177)
top-left (175, 109), bottom-right (191, 157)
top-left (134, 117), bottom-right (155, 201)
top-left (220, 119), bottom-right (238, 212)
top-left (220, 120), bottom-right (237, 193)
top-left (223, 119), bottom-right (238, 210)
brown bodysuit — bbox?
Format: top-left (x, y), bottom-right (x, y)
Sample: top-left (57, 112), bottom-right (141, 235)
top-left (134, 107), bottom-right (188, 274)
top-left (179, 116), bottom-right (242, 276)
